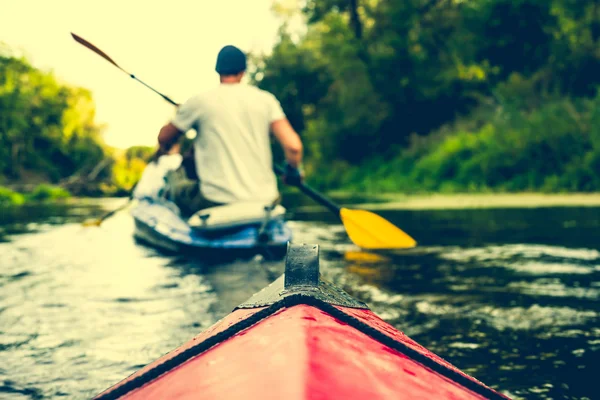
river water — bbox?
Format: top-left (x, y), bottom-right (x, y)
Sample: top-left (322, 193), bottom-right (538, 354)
top-left (0, 197), bottom-right (598, 399)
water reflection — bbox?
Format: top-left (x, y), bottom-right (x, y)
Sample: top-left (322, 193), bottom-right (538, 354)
top-left (0, 199), bottom-right (598, 399)
top-left (163, 256), bottom-right (284, 316)
top-left (0, 199), bottom-right (118, 241)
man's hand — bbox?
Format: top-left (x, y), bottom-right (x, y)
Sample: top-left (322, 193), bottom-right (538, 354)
top-left (282, 163), bottom-right (304, 186)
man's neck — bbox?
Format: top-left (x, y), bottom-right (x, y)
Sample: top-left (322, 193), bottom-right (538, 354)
top-left (220, 77), bottom-right (242, 84)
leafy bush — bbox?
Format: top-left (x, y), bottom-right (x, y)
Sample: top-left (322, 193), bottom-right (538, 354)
top-left (26, 184), bottom-right (71, 201)
top-left (0, 186), bottom-right (25, 205)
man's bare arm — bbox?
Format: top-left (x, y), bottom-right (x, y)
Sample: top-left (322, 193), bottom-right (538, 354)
top-left (271, 119), bottom-right (303, 168)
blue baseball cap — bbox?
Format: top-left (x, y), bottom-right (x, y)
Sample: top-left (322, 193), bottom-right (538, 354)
top-left (215, 45), bottom-right (247, 75)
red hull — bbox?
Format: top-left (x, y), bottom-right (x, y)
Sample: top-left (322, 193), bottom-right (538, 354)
top-left (94, 244), bottom-right (509, 400)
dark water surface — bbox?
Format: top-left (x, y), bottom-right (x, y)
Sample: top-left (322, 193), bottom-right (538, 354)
top-left (0, 197), bottom-right (598, 399)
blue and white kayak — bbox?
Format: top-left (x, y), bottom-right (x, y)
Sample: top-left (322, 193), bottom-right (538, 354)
top-left (130, 198), bottom-right (293, 261)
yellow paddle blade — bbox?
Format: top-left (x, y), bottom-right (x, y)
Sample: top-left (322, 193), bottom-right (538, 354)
top-left (340, 207), bottom-right (417, 249)
top-left (82, 219), bottom-right (102, 227)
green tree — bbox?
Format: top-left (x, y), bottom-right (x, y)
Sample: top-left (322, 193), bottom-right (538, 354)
top-left (0, 47), bottom-right (106, 183)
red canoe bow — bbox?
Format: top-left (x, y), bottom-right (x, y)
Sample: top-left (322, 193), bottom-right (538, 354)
top-left (94, 244), bottom-right (510, 400)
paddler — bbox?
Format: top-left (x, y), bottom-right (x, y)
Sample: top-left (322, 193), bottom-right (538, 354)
top-left (157, 44), bottom-right (304, 216)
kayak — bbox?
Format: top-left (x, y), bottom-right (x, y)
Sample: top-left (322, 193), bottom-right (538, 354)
top-left (94, 243), bottom-right (509, 400)
top-left (130, 197), bottom-right (292, 261)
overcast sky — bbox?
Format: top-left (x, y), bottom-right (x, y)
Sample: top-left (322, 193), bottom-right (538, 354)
top-left (0, 0), bottom-right (286, 148)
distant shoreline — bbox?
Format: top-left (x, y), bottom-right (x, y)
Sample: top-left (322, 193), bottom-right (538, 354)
top-left (4, 187), bottom-right (600, 210)
top-left (319, 192), bottom-right (600, 210)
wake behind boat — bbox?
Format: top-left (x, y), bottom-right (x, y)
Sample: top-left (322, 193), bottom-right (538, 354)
top-left (94, 244), bottom-right (509, 400)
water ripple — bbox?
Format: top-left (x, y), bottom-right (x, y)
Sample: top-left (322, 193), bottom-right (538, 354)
top-left (0, 201), bottom-right (598, 399)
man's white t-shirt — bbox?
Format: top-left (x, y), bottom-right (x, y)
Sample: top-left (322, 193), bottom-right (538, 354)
top-left (171, 83), bottom-right (285, 204)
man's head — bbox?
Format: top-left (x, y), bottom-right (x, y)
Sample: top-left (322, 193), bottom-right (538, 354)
top-left (216, 45), bottom-right (246, 83)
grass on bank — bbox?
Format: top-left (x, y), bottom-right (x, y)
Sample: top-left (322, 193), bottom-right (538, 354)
top-left (0, 184), bottom-right (71, 206)
top-left (306, 86), bottom-right (600, 194)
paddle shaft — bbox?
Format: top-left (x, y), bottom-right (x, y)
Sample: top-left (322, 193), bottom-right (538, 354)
top-left (130, 75), bottom-right (178, 106)
top-left (99, 198), bottom-right (131, 221)
top-left (273, 165), bottom-right (340, 215)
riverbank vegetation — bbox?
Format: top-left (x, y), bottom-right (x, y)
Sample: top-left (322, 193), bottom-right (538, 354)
top-left (0, 184), bottom-right (72, 206)
top-left (254, 0), bottom-right (600, 193)
top-left (0, 46), bottom-right (154, 203)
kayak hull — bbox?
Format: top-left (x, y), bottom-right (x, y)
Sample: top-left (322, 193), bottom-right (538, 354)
top-left (96, 304), bottom-right (504, 400)
top-left (130, 199), bottom-right (292, 260)
top-left (94, 244), bottom-right (509, 400)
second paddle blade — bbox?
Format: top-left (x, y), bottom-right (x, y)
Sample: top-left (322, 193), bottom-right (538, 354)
top-left (340, 208), bottom-right (417, 249)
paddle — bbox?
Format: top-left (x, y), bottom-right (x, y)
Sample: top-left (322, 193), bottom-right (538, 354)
top-left (72, 32), bottom-right (178, 227)
top-left (273, 165), bottom-right (417, 250)
top-left (71, 33), bottom-right (179, 106)
top-left (82, 197), bottom-right (133, 227)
